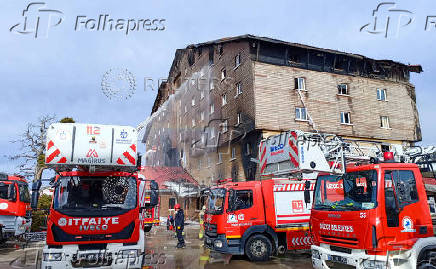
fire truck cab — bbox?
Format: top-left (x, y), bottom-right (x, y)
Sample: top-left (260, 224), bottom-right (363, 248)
top-left (311, 159), bottom-right (436, 268)
top-left (0, 173), bottom-right (31, 242)
top-left (203, 178), bottom-right (314, 261)
top-left (203, 130), bottom-right (342, 261)
top-left (31, 123), bottom-right (159, 269)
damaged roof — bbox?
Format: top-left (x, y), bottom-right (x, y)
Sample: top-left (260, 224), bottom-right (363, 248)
top-left (187, 34), bottom-right (422, 72)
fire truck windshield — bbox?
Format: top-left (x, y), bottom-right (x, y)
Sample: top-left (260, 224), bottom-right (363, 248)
top-left (206, 188), bottom-right (226, 215)
top-left (53, 176), bottom-right (137, 213)
top-left (314, 170), bottom-right (378, 211)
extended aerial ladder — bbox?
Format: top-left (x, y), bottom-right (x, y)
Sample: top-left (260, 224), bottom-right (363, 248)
top-left (259, 129), bottom-right (436, 179)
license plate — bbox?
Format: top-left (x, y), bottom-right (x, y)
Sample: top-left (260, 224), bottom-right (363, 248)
top-left (328, 255), bottom-right (347, 264)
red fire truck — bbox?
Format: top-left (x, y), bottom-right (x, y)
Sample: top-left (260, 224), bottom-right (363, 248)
top-left (31, 123), bottom-right (158, 268)
top-left (203, 130), bottom-right (345, 261)
top-left (310, 148), bottom-right (436, 268)
top-left (0, 173), bottom-right (31, 242)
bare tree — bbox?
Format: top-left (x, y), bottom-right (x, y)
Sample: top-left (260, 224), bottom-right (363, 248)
top-left (9, 115), bottom-right (57, 181)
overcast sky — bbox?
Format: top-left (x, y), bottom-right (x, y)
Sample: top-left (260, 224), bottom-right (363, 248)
top-left (1, 0), bottom-right (435, 175)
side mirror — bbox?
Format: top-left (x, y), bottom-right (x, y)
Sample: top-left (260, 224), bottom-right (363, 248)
top-left (304, 180), bottom-right (311, 204)
top-left (31, 180), bottom-right (42, 210)
top-left (149, 180), bottom-right (159, 207)
top-left (136, 154), bottom-right (142, 171)
top-left (304, 189), bottom-right (311, 204)
top-left (227, 189), bottom-right (235, 212)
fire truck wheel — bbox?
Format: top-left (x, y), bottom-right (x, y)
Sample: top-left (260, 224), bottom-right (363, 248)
top-left (245, 234), bottom-right (272, 262)
top-left (418, 250), bottom-right (436, 269)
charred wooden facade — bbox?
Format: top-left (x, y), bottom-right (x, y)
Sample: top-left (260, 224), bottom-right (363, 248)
top-left (143, 34), bottom-right (422, 186)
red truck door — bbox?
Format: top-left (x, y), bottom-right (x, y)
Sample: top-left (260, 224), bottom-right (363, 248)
top-left (226, 187), bottom-right (264, 237)
top-left (381, 168), bottom-right (430, 249)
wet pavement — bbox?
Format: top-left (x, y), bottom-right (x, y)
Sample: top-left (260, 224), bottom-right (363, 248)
top-left (146, 224), bottom-right (313, 269)
top-left (0, 225), bottom-right (313, 268)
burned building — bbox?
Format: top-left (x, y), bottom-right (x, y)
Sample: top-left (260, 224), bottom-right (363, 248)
top-left (142, 34), bottom-right (422, 186)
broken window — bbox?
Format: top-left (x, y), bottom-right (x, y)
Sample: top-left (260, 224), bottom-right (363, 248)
top-left (210, 104), bottom-right (215, 114)
top-left (335, 55), bottom-right (348, 71)
top-left (218, 45), bottom-right (224, 56)
top-left (237, 112), bottom-right (242, 125)
top-left (377, 89), bottom-right (387, 101)
top-left (288, 47), bottom-right (307, 66)
top-left (169, 198), bottom-right (176, 209)
top-left (295, 77), bottom-right (306, 90)
top-left (309, 51), bottom-right (324, 71)
top-left (200, 111), bottom-right (204, 121)
top-left (221, 94), bottom-right (227, 106)
top-left (235, 53), bottom-right (241, 67)
top-left (188, 50), bottom-right (195, 66)
top-left (236, 82), bottom-right (242, 96)
top-left (191, 97), bottom-right (195, 107)
top-left (231, 147), bottom-right (236, 159)
top-left (338, 84), bottom-right (349, 95)
top-left (246, 143), bottom-right (251, 155)
top-left (209, 46), bottom-right (214, 65)
top-left (340, 112), bottom-right (351, 124)
top-left (221, 68), bottom-right (226, 81)
top-left (295, 107), bottom-right (308, 121)
top-left (221, 120), bottom-right (228, 133)
top-left (381, 116), bottom-right (390, 128)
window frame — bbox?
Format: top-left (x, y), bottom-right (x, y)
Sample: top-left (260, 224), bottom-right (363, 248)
top-left (236, 82), bottom-right (242, 96)
top-left (231, 147), bottom-right (236, 160)
top-left (338, 84), bottom-right (349, 95)
top-left (295, 77), bottom-right (306, 91)
top-left (340, 112), bottom-right (352, 125)
top-left (295, 107), bottom-right (308, 121)
top-left (222, 120), bottom-right (228, 133)
top-left (218, 152), bottom-right (223, 164)
top-left (221, 94), bottom-right (227, 106)
top-left (380, 116), bottom-right (390, 129)
top-left (231, 190), bottom-right (254, 211)
top-left (377, 88), bottom-right (387, 101)
top-left (235, 53), bottom-right (241, 68)
top-left (221, 68), bottom-right (226, 81)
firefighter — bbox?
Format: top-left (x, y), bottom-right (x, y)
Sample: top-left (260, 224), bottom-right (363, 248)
top-left (174, 203), bottom-right (185, 248)
top-left (199, 205), bottom-right (206, 239)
